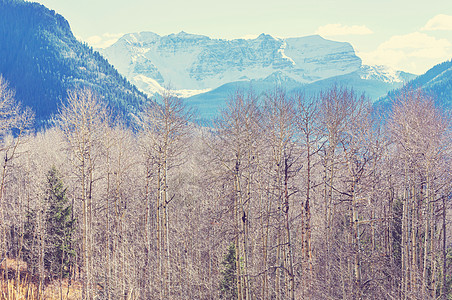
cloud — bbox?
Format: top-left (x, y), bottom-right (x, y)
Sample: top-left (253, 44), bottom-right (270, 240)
top-left (359, 32), bottom-right (452, 74)
top-left (85, 33), bottom-right (124, 49)
top-left (315, 24), bottom-right (373, 37)
top-left (378, 32), bottom-right (451, 51)
top-left (422, 14), bottom-right (452, 31)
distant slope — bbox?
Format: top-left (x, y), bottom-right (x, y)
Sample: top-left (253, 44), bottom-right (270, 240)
top-left (186, 71), bottom-right (303, 119)
top-left (294, 65), bottom-right (416, 100)
top-left (379, 59), bottom-right (452, 109)
top-left (186, 65), bottom-right (415, 120)
top-left (0, 0), bottom-right (148, 125)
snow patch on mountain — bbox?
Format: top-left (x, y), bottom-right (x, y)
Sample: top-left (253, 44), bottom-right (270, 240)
top-left (278, 41), bottom-right (296, 66)
top-left (132, 74), bottom-right (211, 98)
top-left (359, 65), bottom-right (407, 83)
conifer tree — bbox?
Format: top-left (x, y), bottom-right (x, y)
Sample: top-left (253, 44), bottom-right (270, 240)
top-left (22, 207), bottom-right (40, 276)
top-left (44, 166), bottom-right (75, 279)
top-left (220, 243), bottom-right (238, 299)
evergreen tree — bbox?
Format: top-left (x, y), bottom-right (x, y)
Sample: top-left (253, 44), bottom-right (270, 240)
top-left (22, 207), bottom-right (40, 276)
top-left (44, 166), bottom-right (75, 279)
top-left (219, 243), bottom-right (237, 299)
top-left (442, 248), bottom-right (452, 299)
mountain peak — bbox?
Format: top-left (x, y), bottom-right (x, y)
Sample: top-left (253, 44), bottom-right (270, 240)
top-left (256, 33), bottom-right (277, 41)
top-left (176, 30), bottom-right (189, 36)
top-left (167, 31), bottom-right (210, 40)
top-left (359, 65), bottom-right (415, 83)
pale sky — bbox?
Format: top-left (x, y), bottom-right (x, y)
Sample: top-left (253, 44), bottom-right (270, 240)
top-left (31, 0), bottom-right (452, 74)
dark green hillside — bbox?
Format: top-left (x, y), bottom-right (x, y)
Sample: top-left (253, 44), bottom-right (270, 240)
top-left (0, 0), bottom-right (148, 126)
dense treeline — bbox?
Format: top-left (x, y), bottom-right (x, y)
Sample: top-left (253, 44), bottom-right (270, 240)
top-left (0, 75), bottom-right (451, 299)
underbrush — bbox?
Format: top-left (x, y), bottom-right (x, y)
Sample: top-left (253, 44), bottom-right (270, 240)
top-left (0, 258), bottom-right (81, 300)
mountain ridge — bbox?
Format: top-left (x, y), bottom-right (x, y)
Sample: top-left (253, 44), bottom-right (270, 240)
top-left (378, 59), bottom-right (452, 109)
top-left (100, 31), bottom-right (363, 96)
top-left (0, 0), bottom-right (149, 126)
top-left (185, 64), bottom-right (416, 119)
top-left (100, 30), bottom-right (415, 120)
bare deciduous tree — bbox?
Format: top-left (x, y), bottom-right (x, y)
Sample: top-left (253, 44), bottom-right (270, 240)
top-left (57, 87), bottom-right (110, 300)
top-left (138, 89), bottom-right (193, 299)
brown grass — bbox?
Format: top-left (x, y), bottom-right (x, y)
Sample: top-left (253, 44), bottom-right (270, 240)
top-left (0, 259), bottom-right (82, 300)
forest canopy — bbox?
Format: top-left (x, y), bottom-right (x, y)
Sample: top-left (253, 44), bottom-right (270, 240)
top-left (0, 78), bottom-right (451, 300)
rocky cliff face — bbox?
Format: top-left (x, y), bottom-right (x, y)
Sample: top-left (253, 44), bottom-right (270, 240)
top-left (101, 32), bottom-right (362, 96)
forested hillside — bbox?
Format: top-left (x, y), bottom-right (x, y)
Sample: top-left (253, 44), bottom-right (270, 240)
top-left (0, 0), bottom-right (148, 126)
top-left (384, 59), bottom-right (452, 108)
top-left (0, 75), bottom-right (450, 299)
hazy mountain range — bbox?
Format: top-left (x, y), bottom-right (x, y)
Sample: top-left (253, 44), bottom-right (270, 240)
top-left (100, 32), bottom-right (364, 95)
top-left (100, 31), bottom-right (417, 118)
top-left (100, 31), bottom-right (415, 97)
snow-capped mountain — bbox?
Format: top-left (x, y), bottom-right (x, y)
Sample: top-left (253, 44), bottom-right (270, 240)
top-left (358, 65), bottom-right (415, 83)
top-left (99, 31), bottom-right (416, 120)
top-left (100, 32), bottom-right (363, 97)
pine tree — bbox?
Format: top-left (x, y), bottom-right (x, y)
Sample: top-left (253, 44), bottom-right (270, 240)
top-left (220, 243), bottom-right (237, 299)
top-left (442, 248), bottom-right (452, 299)
top-left (22, 207), bottom-right (40, 276)
top-left (44, 166), bottom-right (75, 279)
